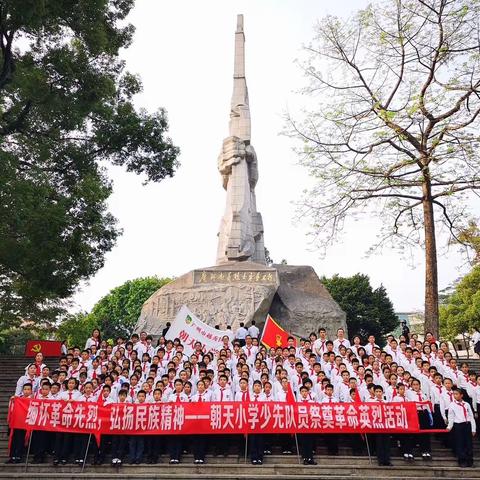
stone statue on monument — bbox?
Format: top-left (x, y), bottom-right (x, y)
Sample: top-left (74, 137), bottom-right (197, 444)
top-left (216, 14), bottom-right (266, 266)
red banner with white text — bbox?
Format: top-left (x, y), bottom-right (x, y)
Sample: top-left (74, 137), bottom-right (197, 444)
top-left (9, 398), bottom-right (421, 436)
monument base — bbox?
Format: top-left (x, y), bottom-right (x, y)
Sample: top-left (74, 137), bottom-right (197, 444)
top-left (135, 262), bottom-right (279, 336)
top-left (135, 262), bottom-right (346, 339)
top-left (269, 264), bottom-right (347, 339)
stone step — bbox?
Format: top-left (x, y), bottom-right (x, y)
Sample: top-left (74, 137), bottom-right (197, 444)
top-left (0, 454), bottom-right (470, 467)
top-left (1, 463), bottom-right (480, 479)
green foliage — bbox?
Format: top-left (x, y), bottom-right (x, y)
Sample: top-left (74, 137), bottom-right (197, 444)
top-left (0, 1), bottom-right (179, 328)
top-left (440, 266), bottom-right (480, 340)
top-left (321, 273), bottom-right (398, 345)
top-left (88, 276), bottom-right (171, 340)
top-left (55, 312), bottom-right (97, 349)
top-left (0, 326), bottom-right (49, 354)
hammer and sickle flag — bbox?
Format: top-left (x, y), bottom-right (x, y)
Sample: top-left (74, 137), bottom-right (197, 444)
top-left (31, 344), bottom-right (42, 353)
top-left (260, 314), bottom-right (297, 349)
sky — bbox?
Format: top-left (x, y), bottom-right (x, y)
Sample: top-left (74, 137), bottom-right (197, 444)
top-left (72, 0), bottom-right (469, 314)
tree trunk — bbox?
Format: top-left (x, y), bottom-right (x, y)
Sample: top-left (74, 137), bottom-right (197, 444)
top-left (422, 172), bottom-right (439, 338)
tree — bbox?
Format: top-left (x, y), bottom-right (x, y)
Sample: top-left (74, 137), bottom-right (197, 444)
top-left (0, 1), bottom-right (179, 327)
top-left (321, 273), bottom-right (398, 344)
top-left (55, 312), bottom-right (97, 349)
top-left (288, 0), bottom-right (480, 337)
top-left (440, 264), bottom-right (480, 342)
top-left (88, 276), bottom-right (171, 340)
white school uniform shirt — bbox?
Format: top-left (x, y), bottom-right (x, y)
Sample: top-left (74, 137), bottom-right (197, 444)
top-left (457, 372), bottom-right (470, 389)
top-left (384, 385), bottom-right (399, 403)
top-left (312, 338), bottom-right (329, 358)
top-left (85, 337), bottom-right (100, 350)
top-left (320, 395), bottom-right (339, 403)
top-left (167, 392), bottom-right (189, 402)
top-left (400, 357), bottom-right (417, 374)
top-left (297, 396), bottom-right (314, 404)
top-left (144, 344), bottom-right (156, 358)
top-left (79, 393), bottom-right (97, 402)
top-left (290, 373), bottom-right (304, 395)
top-left (417, 373), bottom-right (431, 397)
top-left (444, 366), bottom-right (460, 384)
top-left (364, 343), bottom-right (379, 356)
top-left (447, 401), bottom-right (476, 433)
top-left (242, 345), bottom-right (258, 364)
top-left (384, 346), bottom-right (401, 362)
top-left (392, 394), bottom-right (407, 403)
top-left (433, 358), bottom-right (448, 376)
top-left (15, 375), bottom-right (39, 396)
top-left (258, 392), bottom-right (275, 402)
top-left (59, 390), bottom-right (82, 401)
top-left (250, 392), bottom-right (263, 402)
top-left (313, 384), bottom-right (326, 402)
top-left (191, 391), bottom-right (212, 402)
top-left (429, 384), bottom-right (447, 420)
top-left (441, 389), bottom-right (455, 411)
top-left (406, 390), bottom-right (430, 410)
top-left (472, 385), bottom-right (480, 410)
top-left (234, 390), bottom-right (251, 402)
top-left (335, 381), bottom-right (352, 403)
top-left (333, 338), bottom-right (351, 353)
top-left (235, 326), bottom-right (248, 341)
top-left (275, 389), bottom-right (289, 402)
top-left (465, 381), bottom-right (478, 405)
top-left (212, 387), bottom-right (233, 402)
top-left (247, 325), bottom-right (260, 339)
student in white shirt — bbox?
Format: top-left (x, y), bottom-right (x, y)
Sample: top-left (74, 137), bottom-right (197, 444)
top-left (367, 385), bottom-right (391, 466)
top-left (167, 380), bottom-right (188, 464)
top-left (191, 380), bottom-right (210, 464)
top-left (16, 364), bottom-right (39, 396)
top-left (333, 328), bottom-right (351, 353)
top-left (446, 388), bottom-right (476, 468)
top-left (247, 321), bottom-right (260, 339)
top-left (297, 386), bottom-right (317, 465)
top-left (235, 323), bottom-right (248, 347)
top-left (85, 328), bottom-right (101, 350)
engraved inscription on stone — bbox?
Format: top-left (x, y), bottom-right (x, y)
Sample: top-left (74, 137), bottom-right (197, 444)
top-left (194, 270), bottom-right (276, 285)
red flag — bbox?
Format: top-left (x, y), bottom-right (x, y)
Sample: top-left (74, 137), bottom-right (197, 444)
top-left (260, 315), bottom-right (296, 349)
top-left (25, 340), bottom-right (62, 357)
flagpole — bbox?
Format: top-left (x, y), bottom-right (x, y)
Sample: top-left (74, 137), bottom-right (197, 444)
top-left (364, 434), bottom-right (372, 465)
top-left (294, 434), bottom-right (301, 464)
top-left (244, 434), bottom-right (248, 464)
top-left (82, 434), bottom-right (92, 472)
top-left (24, 431), bottom-right (32, 473)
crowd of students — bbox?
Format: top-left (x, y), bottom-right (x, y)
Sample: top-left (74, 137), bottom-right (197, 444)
top-left (8, 324), bottom-right (478, 468)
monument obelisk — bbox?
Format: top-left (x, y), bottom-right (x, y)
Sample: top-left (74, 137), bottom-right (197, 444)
top-left (134, 15), bottom-right (347, 338)
top-left (217, 14), bottom-right (265, 265)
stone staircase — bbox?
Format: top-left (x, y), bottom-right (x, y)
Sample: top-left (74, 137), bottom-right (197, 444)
top-left (1, 354), bottom-right (480, 479)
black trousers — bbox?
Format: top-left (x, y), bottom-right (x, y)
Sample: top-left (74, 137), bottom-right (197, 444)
top-left (73, 433), bottom-right (89, 461)
top-left (193, 434), bottom-right (207, 461)
top-left (32, 430), bottom-right (51, 461)
top-left (374, 433), bottom-right (391, 465)
top-left (249, 434), bottom-right (264, 462)
top-left (417, 410), bottom-right (431, 453)
top-left (10, 429), bottom-right (26, 459)
top-left (54, 432), bottom-right (74, 462)
top-left (324, 434), bottom-right (338, 454)
top-left (168, 436), bottom-right (182, 461)
top-left (111, 435), bottom-right (127, 460)
top-left (129, 436), bottom-right (144, 462)
top-left (145, 435), bottom-right (163, 462)
top-left (397, 434), bottom-right (413, 455)
top-left (452, 422), bottom-right (473, 466)
top-left (298, 434), bottom-right (314, 460)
